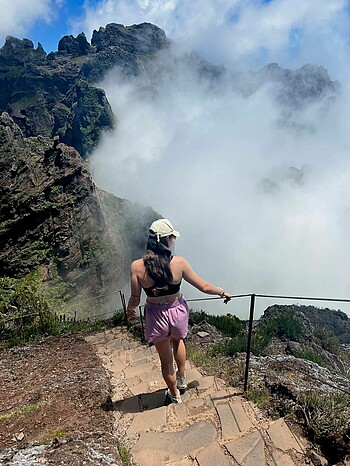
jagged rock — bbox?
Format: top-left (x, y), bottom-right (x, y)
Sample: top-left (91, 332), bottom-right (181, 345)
top-left (257, 63), bottom-right (338, 106)
top-left (52, 80), bottom-right (114, 156)
top-left (91, 22), bottom-right (168, 53)
top-left (188, 321), bottom-right (226, 346)
top-left (58, 32), bottom-right (91, 56)
top-left (0, 23), bottom-right (339, 157)
top-left (0, 113), bottom-right (158, 311)
top-left (0, 36), bottom-right (46, 63)
top-left (301, 306), bottom-right (350, 344)
top-left (0, 23), bottom-right (168, 157)
top-left (197, 331), bottom-right (210, 338)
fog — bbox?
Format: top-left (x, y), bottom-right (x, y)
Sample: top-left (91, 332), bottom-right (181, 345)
top-left (89, 46), bottom-right (350, 319)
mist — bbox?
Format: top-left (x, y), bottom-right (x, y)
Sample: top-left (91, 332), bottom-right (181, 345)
top-left (88, 45), bottom-right (350, 319)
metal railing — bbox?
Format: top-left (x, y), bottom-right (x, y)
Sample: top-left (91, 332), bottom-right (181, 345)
top-left (243, 293), bottom-right (350, 392)
top-left (0, 290), bottom-right (128, 325)
top-left (2, 286), bottom-right (349, 393)
top-left (137, 292), bottom-right (350, 392)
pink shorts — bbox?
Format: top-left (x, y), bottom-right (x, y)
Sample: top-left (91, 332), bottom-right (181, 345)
top-left (145, 296), bottom-right (189, 344)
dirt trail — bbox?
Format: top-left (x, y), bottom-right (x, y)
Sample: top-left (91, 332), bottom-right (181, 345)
top-left (0, 334), bottom-right (120, 465)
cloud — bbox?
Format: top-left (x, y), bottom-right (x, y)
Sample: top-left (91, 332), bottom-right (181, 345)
top-left (0, 0), bottom-right (56, 45)
top-left (73, 1), bottom-right (350, 317)
top-left (73, 0), bottom-right (350, 77)
top-left (90, 56), bottom-right (350, 317)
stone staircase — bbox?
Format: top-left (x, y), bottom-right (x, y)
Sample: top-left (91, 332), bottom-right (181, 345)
top-left (85, 327), bottom-right (310, 466)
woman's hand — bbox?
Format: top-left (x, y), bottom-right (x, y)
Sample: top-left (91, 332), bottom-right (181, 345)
top-left (222, 291), bottom-right (231, 304)
top-left (127, 308), bottom-right (136, 318)
top-left (218, 287), bottom-right (231, 304)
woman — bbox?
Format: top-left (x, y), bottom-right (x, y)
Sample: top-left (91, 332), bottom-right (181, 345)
top-left (126, 218), bottom-right (231, 404)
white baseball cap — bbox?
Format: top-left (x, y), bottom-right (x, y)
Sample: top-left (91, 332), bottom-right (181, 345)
top-left (149, 219), bottom-right (180, 242)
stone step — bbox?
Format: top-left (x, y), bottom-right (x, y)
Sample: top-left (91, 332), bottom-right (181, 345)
top-left (224, 430), bottom-right (266, 466)
top-left (267, 418), bottom-right (304, 454)
top-left (127, 406), bottom-right (167, 434)
top-left (131, 422), bottom-right (217, 466)
top-left (195, 441), bottom-right (232, 466)
top-left (216, 399), bottom-right (253, 441)
top-left (89, 330), bottom-right (312, 466)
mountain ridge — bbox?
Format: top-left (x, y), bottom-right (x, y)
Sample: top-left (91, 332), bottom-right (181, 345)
top-left (0, 22), bottom-right (342, 315)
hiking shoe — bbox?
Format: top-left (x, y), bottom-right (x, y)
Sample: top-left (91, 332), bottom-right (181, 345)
top-left (176, 371), bottom-right (187, 391)
top-left (166, 388), bottom-right (182, 404)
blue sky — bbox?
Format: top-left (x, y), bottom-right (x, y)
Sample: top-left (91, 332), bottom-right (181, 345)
top-left (28, 0), bottom-right (86, 52)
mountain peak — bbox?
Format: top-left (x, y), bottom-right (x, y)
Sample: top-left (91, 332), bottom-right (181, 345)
top-left (58, 32), bottom-right (91, 57)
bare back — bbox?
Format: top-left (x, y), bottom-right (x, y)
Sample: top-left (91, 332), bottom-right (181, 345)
top-left (130, 256), bottom-right (212, 302)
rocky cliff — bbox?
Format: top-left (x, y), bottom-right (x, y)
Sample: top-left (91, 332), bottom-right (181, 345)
top-left (0, 23), bottom-right (338, 160)
top-left (0, 112), bottom-right (157, 315)
top-left (0, 23), bottom-right (168, 157)
top-left (0, 22), bottom-right (341, 316)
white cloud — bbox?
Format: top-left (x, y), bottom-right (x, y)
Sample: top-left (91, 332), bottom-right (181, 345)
top-left (90, 59), bottom-right (350, 317)
top-left (0, 0), bottom-right (54, 45)
top-left (73, 1), bottom-right (350, 317)
top-left (74, 0), bottom-right (350, 76)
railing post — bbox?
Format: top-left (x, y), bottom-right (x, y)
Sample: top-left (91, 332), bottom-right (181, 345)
top-left (244, 293), bottom-right (256, 392)
top-left (139, 306), bottom-right (145, 342)
top-left (119, 291), bottom-right (127, 323)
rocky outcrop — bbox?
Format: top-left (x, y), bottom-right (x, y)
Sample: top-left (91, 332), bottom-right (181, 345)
top-left (58, 32), bottom-right (91, 56)
top-left (0, 113), bottom-right (157, 312)
top-left (261, 304), bottom-right (350, 344)
top-left (257, 63), bottom-right (339, 106)
top-left (0, 24), bottom-right (339, 157)
top-left (0, 23), bottom-right (168, 157)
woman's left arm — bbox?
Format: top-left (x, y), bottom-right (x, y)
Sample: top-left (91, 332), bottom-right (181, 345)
top-left (126, 262), bottom-right (141, 318)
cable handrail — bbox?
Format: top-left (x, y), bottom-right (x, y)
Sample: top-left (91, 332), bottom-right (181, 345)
top-left (1, 289), bottom-right (349, 395)
top-left (186, 293), bottom-right (253, 302)
top-left (137, 292), bottom-right (350, 308)
top-left (2, 291), bottom-right (350, 323)
top-left (255, 293), bottom-right (350, 304)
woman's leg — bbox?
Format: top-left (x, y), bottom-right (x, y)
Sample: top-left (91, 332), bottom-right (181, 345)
top-left (154, 339), bottom-right (178, 396)
top-left (171, 338), bottom-right (186, 377)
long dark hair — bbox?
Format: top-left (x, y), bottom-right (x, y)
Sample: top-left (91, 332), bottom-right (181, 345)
top-left (143, 234), bottom-right (173, 286)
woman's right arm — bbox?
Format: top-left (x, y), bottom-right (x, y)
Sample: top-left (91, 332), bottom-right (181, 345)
top-left (180, 257), bottom-right (231, 300)
top-left (126, 261), bottom-right (141, 318)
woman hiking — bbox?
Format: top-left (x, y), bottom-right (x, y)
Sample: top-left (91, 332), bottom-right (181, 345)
top-left (126, 218), bottom-right (231, 403)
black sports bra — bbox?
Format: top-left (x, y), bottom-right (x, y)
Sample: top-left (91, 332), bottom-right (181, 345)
top-left (143, 280), bottom-right (182, 297)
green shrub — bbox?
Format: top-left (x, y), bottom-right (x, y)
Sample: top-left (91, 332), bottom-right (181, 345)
top-left (118, 443), bottom-right (131, 466)
top-left (297, 391), bottom-right (350, 439)
top-left (212, 334), bottom-right (247, 356)
top-left (273, 312), bottom-right (304, 340)
top-left (0, 270), bottom-right (115, 347)
top-left (0, 271), bottom-right (56, 345)
top-left (256, 310), bottom-right (305, 344)
top-left (189, 310), bottom-right (245, 337)
top-left (314, 326), bottom-right (340, 354)
top-left (292, 349), bottom-right (326, 367)
top-left (246, 387), bottom-right (270, 407)
top-left (111, 309), bottom-right (127, 326)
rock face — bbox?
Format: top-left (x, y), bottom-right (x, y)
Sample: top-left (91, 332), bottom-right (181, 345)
top-left (0, 113), bottom-right (157, 313)
top-left (0, 24), bottom-right (338, 158)
top-left (261, 304), bottom-right (350, 344)
top-left (257, 63), bottom-right (338, 106)
top-left (249, 304), bottom-right (350, 399)
top-left (0, 23), bottom-right (168, 157)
